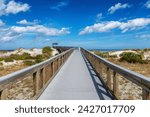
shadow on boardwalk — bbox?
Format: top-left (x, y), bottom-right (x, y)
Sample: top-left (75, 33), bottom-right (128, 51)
top-left (82, 53), bottom-right (115, 100)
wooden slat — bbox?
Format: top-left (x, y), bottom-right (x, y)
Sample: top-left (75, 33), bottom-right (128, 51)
top-left (107, 67), bottom-right (112, 90)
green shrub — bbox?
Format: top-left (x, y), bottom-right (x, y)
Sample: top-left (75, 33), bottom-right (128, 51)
top-left (4, 57), bottom-right (14, 62)
top-left (109, 55), bottom-right (117, 58)
top-left (10, 53), bottom-right (32, 60)
top-left (94, 51), bottom-right (109, 58)
top-left (143, 48), bottom-right (150, 52)
top-left (42, 46), bottom-right (52, 58)
top-left (35, 59), bottom-right (43, 63)
top-left (0, 62), bottom-right (3, 65)
top-left (42, 46), bottom-right (52, 53)
top-left (0, 58), bottom-right (4, 61)
top-left (23, 60), bottom-right (35, 66)
top-left (120, 52), bottom-right (147, 64)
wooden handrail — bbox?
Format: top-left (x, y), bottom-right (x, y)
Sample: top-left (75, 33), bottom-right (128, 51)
top-left (81, 48), bottom-right (150, 100)
top-left (0, 48), bottom-right (74, 100)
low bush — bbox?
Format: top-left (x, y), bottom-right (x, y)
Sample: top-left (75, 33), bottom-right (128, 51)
top-left (0, 58), bottom-right (4, 61)
top-left (120, 52), bottom-right (148, 64)
top-left (143, 48), bottom-right (150, 52)
top-left (35, 59), bottom-right (43, 63)
top-left (42, 46), bottom-right (52, 57)
top-left (10, 53), bottom-right (32, 60)
top-left (94, 51), bottom-right (109, 58)
top-left (4, 57), bottom-right (14, 62)
top-left (23, 60), bottom-right (35, 66)
top-left (0, 62), bottom-right (3, 65)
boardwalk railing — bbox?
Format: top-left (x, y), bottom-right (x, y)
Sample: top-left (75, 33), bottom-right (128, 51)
top-left (81, 48), bottom-right (150, 100)
top-left (0, 48), bottom-right (74, 100)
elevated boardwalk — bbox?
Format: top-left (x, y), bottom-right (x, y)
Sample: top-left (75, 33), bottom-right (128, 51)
top-left (38, 49), bottom-right (113, 100)
top-left (0, 47), bottom-right (150, 100)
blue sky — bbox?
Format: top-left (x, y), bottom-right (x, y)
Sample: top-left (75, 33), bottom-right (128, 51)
top-left (0, 0), bottom-right (150, 50)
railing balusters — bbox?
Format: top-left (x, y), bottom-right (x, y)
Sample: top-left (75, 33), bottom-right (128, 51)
top-left (81, 48), bottom-right (150, 100)
top-left (107, 67), bottom-right (112, 90)
top-left (0, 48), bottom-right (73, 100)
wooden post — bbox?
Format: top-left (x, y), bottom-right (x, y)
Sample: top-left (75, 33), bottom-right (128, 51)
top-left (42, 68), bottom-right (46, 86)
top-left (57, 58), bottom-right (59, 69)
top-left (60, 57), bottom-right (62, 66)
top-left (51, 62), bottom-right (54, 76)
top-left (33, 71), bottom-right (40, 96)
top-left (142, 89), bottom-right (150, 100)
top-left (113, 71), bottom-right (119, 99)
top-left (99, 62), bottom-right (103, 77)
top-left (107, 67), bottom-right (111, 90)
top-left (0, 89), bottom-right (8, 100)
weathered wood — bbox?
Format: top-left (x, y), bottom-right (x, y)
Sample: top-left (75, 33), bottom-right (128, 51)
top-left (0, 48), bottom-right (73, 100)
top-left (142, 89), bottom-right (150, 100)
top-left (113, 71), bottom-right (119, 98)
top-left (107, 67), bottom-right (112, 90)
top-left (0, 88), bottom-right (8, 100)
top-left (51, 62), bottom-right (54, 76)
top-left (81, 48), bottom-right (150, 100)
top-left (33, 71), bottom-right (40, 95)
top-left (41, 68), bottom-right (46, 86)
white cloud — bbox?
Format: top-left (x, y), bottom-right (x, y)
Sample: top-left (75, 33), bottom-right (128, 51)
top-left (96, 13), bottom-right (103, 22)
top-left (79, 18), bottom-right (150, 35)
top-left (0, 0), bottom-right (30, 16)
top-left (108, 3), bottom-right (130, 14)
top-left (79, 21), bottom-right (121, 35)
top-left (0, 19), bottom-right (5, 26)
top-left (50, 1), bottom-right (68, 10)
top-left (145, 0), bottom-right (150, 9)
top-left (137, 34), bottom-right (150, 39)
top-left (10, 25), bottom-right (70, 36)
top-left (17, 19), bottom-right (39, 25)
top-left (0, 25), bottom-right (70, 41)
top-left (120, 18), bottom-right (150, 32)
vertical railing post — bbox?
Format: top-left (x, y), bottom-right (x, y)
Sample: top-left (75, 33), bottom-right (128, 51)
top-left (42, 68), bottom-right (46, 86)
top-left (107, 67), bottom-right (111, 90)
top-left (113, 71), bottom-right (119, 99)
top-left (142, 89), bottom-right (150, 100)
top-left (51, 62), bottom-right (54, 76)
top-left (33, 71), bottom-right (40, 96)
top-left (0, 89), bottom-right (8, 100)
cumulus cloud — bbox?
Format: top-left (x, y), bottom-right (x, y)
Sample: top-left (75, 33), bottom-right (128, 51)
top-left (79, 18), bottom-right (150, 35)
top-left (0, 19), bottom-right (5, 26)
top-left (145, 0), bottom-right (150, 9)
top-left (108, 3), bottom-right (130, 14)
top-left (0, 25), bottom-right (70, 41)
top-left (79, 21), bottom-right (121, 35)
top-left (120, 18), bottom-right (150, 32)
top-left (0, 0), bottom-right (30, 16)
top-left (10, 25), bottom-right (70, 36)
top-left (17, 19), bottom-right (39, 25)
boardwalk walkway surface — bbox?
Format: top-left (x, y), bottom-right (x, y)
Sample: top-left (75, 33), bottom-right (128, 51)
top-left (38, 49), bottom-right (114, 100)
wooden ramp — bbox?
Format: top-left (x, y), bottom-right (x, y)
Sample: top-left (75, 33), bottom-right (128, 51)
top-left (38, 49), bottom-right (114, 100)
